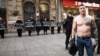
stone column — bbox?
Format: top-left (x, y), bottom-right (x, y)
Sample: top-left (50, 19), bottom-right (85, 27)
top-left (50, 0), bottom-right (57, 20)
top-left (57, 0), bottom-right (62, 22)
top-left (36, 0), bottom-right (39, 20)
top-left (6, 0), bottom-right (23, 32)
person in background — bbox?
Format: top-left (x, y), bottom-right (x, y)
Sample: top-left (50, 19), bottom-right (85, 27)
top-left (15, 17), bottom-right (23, 37)
top-left (95, 20), bottom-right (100, 54)
top-left (57, 21), bottom-right (62, 34)
top-left (51, 17), bottom-right (56, 34)
top-left (64, 12), bottom-right (74, 49)
top-left (62, 19), bottom-right (66, 33)
top-left (43, 18), bottom-right (48, 35)
top-left (26, 17), bottom-right (34, 36)
top-left (30, 17), bottom-right (36, 32)
top-left (0, 17), bottom-right (5, 39)
top-left (36, 19), bottom-right (41, 35)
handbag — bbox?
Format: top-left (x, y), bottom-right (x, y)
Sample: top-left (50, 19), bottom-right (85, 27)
top-left (68, 38), bottom-right (78, 55)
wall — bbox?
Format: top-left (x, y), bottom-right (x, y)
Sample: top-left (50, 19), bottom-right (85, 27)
top-left (6, 0), bottom-right (59, 32)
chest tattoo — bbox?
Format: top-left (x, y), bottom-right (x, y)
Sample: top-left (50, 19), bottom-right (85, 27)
top-left (83, 17), bottom-right (91, 25)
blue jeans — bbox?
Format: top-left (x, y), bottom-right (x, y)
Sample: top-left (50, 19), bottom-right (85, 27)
top-left (77, 36), bottom-right (93, 56)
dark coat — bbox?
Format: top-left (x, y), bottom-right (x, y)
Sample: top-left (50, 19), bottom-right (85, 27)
top-left (64, 16), bottom-right (73, 31)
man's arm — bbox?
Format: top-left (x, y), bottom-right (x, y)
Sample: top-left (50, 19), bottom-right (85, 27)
top-left (64, 19), bottom-right (67, 28)
top-left (91, 18), bottom-right (98, 38)
top-left (71, 18), bottom-right (77, 39)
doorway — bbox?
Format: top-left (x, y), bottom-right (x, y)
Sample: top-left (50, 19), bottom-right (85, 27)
top-left (39, 3), bottom-right (50, 21)
top-left (23, 2), bottom-right (36, 21)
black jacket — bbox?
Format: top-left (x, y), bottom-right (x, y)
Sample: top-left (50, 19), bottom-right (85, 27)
top-left (64, 16), bottom-right (73, 30)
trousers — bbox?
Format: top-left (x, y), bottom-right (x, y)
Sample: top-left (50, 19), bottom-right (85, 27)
top-left (77, 36), bottom-right (93, 56)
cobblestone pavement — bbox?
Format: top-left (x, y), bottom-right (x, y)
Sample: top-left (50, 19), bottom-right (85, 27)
top-left (0, 31), bottom-right (99, 56)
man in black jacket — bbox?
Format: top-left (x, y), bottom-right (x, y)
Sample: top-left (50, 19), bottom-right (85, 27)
top-left (64, 12), bottom-right (74, 49)
top-left (96, 19), bottom-right (100, 54)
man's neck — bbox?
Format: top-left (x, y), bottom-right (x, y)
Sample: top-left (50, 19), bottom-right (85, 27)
top-left (80, 13), bottom-right (86, 18)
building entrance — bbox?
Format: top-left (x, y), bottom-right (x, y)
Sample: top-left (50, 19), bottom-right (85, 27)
top-left (23, 2), bottom-right (36, 21)
top-left (39, 3), bottom-right (50, 21)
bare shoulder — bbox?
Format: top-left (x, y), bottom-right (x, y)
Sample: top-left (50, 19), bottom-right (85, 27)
top-left (87, 15), bottom-right (94, 21)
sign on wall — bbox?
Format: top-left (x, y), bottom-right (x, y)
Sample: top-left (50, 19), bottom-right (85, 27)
top-left (62, 0), bottom-right (100, 8)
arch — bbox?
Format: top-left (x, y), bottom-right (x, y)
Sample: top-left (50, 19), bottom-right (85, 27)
top-left (39, 3), bottom-right (50, 21)
top-left (23, 2), bottom-right (36, 21)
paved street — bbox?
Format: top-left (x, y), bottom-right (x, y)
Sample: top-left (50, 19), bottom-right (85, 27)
top-left (0, 31), bottom-right (100, 56)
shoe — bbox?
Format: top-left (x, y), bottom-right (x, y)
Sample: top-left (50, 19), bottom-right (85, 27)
top-left (18, 36), bottom-right (22, 37)
top-left (1, 37), bottom-right (4, 39)
top-left (66, 45), bottom-right (68, 50)
top-left (97, 52), bottom-right (100, 54)
top-left (72, 55), bottom-right (75, 56)
top-left (97, 50), bottom-right (100, 54)
top-left (29, 35), bottom-right (31, 36)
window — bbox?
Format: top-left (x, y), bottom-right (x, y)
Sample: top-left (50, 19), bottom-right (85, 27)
top-left (0, 0), bottom-right (5, 8)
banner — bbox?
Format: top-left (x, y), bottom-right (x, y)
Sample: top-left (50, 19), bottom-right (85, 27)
top-left (25, 22), bottom-right (34, 28)
top-left (15, 23), bottom-right (23, 29)
top-left (62, 0), bottom-right (100, 8)
top-left (0, 22), bottom-right (6, 30)
top-left (50, 21), bottom-right (57, 27)
top-left (35, 21), bottom-right (41, 27)
top-left (43, 21), bottom-right (50, 27)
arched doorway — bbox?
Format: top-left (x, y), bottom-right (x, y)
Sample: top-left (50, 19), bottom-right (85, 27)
top-left (39, 3), bottom-right (50, 21)
top-left (23, 2), bottom-right (36, 21)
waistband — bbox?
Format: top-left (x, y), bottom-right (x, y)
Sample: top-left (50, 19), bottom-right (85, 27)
top-left (77, 36), bottom-right (91, 39)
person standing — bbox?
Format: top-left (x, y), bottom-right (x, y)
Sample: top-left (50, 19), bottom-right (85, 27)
top-left (96, 19), bottom-right (100, 54)
top-left (71, 4), bottom-right (98, 56)
top-left (57, 22), bottom-right (62, 34)
top-left (36, 20), bottom-right (41, 35)
top-left (26, 18), bottom-right (34, 36)
top-left (15, 17), bottom-right (23, 37)
top-left (0, 17), bottom-right (6, 39)
top-left (50, 17), bottom-right (56, 34)
top-left (64, 12), bottom-right (74, 49)
top-left (43, 18), bottom-right (49, 35)
top-left (62, 19), bottom-right (66, 33)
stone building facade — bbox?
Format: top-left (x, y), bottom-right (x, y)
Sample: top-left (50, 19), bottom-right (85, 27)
top-left (0, 0), bottom-right (62, 32)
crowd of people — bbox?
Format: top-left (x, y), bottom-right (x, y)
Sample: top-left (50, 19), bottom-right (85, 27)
top-left (0, 16), bottom-right (63, 38)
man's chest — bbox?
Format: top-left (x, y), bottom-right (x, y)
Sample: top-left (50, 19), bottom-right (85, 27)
top-left (76, 17), bottom-right (92, 26)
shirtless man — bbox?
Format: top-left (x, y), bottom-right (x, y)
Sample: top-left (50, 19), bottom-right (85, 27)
top-left (71, 4), bottom-right (98, 56)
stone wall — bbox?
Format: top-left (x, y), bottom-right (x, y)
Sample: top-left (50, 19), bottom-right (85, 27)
top-left (6, 0), bottom-right (23, 32)
top-left (6, 0), bottom-right (59, 32)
